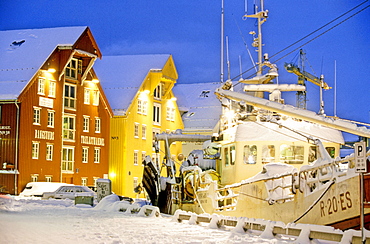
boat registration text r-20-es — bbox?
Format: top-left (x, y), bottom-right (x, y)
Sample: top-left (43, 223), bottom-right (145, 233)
top-left (320, 191), bottom-right (352, 217)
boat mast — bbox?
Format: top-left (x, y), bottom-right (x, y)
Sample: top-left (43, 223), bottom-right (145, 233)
top-left (220, 0), bottom-right (225, 83)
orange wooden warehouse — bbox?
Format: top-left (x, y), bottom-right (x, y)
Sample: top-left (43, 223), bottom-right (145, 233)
top-left (0, 26), bottom-right (112, 195)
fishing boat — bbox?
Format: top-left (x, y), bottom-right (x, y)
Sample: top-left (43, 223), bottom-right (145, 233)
top-left (141, 0), bottom-right (370, 230)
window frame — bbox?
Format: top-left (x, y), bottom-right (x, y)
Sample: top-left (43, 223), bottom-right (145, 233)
top-left (94, 147), bottom-right (101, 163)
top-left (95, 117), bottom-right (101, 133)
top-left (63, 115), bottom-right (76, 141)
top-left (33, 107), bottom-right (41, 125)
top-left (82, 147), bottom-right (89, 164)
top-left (64, 84), bottom-right (76, 109)
top-left (83, 116), bottom-right (90, 132)
top-left (46, 143), bottom-right (53, 161)
top-left (47, 110), bottom-right (55, 128)
top-left (38, 77), bottom-right (45, 95)
top-left (32, 141), bottom-right (40, 159)
top-left (66, 58), bottom-right (78, 80)
top-left (153, 103), bottom-right (161, 126)
top-left (48, 80), bottom-right (56, 98)
top-left (62, 146), bottom-right (74, 172)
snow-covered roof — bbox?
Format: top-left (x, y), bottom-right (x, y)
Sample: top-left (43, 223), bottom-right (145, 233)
top-left (0, 26), bottom-right (88, 100)
top-left (94, 54), bottom-right (171, 116)
top-left (172, 82), bottom-right (222, 133)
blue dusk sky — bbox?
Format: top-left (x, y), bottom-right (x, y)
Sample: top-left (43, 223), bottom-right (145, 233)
top-left (0, 0), bottom-right (369, 124)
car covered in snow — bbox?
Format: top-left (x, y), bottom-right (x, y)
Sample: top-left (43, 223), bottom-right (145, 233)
top-left (42, 185), bottom-right (95, 200)
top-left (19, 182), bottom-right (72, 198)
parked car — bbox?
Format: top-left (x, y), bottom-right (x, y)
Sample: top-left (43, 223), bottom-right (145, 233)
top-left (42, 185), bottom-right (95, 200)
top-left (19, 182), bottom-right (72, 198)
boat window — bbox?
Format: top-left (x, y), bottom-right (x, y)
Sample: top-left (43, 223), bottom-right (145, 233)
top-left (280, 144), bottom-right (304, 164)
top-left (224, 147), bottom-right (229, 166)
top-left (243, 145), bottom-right (257, 164)
top-left (262, 145), bottom-right (275, 164)
top-left (230, 145), bottom-right (236, 165)
top-left (309, 146), bottom-right (317, 163)
top-left (325, 147), bottom-right (335, 158)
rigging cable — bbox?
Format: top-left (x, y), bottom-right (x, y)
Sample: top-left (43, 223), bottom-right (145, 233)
top-left (231, 1), bottom-right (370, 82)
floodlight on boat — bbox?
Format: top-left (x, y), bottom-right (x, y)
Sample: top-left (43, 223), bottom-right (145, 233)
top-left (171, 97), bottom-right (177, 101)
top-left (91, 79), bottom-right (99, 83)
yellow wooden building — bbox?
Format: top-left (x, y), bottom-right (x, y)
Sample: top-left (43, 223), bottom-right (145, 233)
top-left (94, 55), bottom-right (183, 198)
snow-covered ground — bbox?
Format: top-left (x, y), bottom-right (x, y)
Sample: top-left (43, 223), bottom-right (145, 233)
top-left (0, 194), bottom-right (364, 244)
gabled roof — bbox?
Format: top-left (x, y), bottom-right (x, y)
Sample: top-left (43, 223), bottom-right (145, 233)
top-left (172, 82), bottom-right (222, 133)
top-left (0, 26), bottom-right (90, 100)
top-left (94, 54), bottom-right (171, 116)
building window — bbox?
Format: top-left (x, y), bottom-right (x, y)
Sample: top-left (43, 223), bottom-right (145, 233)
top-left (81, 178), bottom-right (87, 186)
top-left (63, 115), bottom-right (75, 141)
top-left (262, 145), bottom-right (275, 164)
top-left (154, 84), bottom-right (162, 100)
top-left (49, 81), bottom-right (56, 98)
top-left (133, 177), bottom-right (138, 191)
top-left (31, 174), bottom-right (39, 182)
top-left (47, 110), bottom-right (54, 128)
top-left (142, 125), bottom-right (146, 140)
top-left (64, 84), bottom-right (76, 109)
top-left (84, 88), bottom-right (90, 104)
top-left (32, 142), bottom-right (40, 159)
top-left (83, 116), bottom-right (90, 132)
top-left (38, 78), bottom-right (45, 95)
top-left (153, 103), bottom-right (161, 125)
top-left (93, 91), bottom-right (99, 106)
top-left (134, 150), bottom-right (139, 165)
top-left (46, 144), bottom-right (53, 161)
top-left (134, 123), bottom-right (139, 138)
top-left (95, 117), bottom-right (101, 133)
top-left (62, 147), bottom-right (74, 172)
top-left (45, 176), bottom-right (52, 182)
top-left (66, 58), bottom-right (78, 79)
top-left (82, 147), bottom-right (89, 163)
top-left (166, 107), bottom-right (175, 121)
top-left (78, 60), bottom-right (82, 74)
top-left (94, 147), bottom-right (100, 163)
top-left (138, 99), bottom-right (148, 115)
top-left (33, 107), bottom-right (41, 125)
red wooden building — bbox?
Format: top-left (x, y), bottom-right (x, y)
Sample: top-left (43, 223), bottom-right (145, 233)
top-left (0, 27), bottom-right (112, 194)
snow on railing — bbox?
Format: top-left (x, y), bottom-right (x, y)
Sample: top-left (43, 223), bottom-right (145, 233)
top-left (173, 210), bottom-right (370, 243)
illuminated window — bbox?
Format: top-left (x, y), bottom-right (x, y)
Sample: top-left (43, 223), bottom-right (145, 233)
top-left (93, 90), bottom-right (99, 106)
top-left (33, 107), bottom-right (41, 125)
top-left (142, 100), bottom-right (147, 115)
top-left (49, 81), bottom-right (56, 98)
top-left (95, 117), bottom-right (101, 133)
top-left (262, 145), bottom-right (275, 164)
top-left (138, 99), bottom-right (148, 115)
top-left (47, 110), bottom-right (54, 128)
top-left (62, 147), bottom-right (74, 172)
top-left (83, 116), bottom-right (89, 132)
top-left (81, 178), bottom-right (87, 186)
top-left (243, 145), bottom-right (257, 164)
top-left (82, 147), bottom-right (89, 163)
top-left (64, 84), bottom-right (76, 109)
top-left (142, 124), bottom-right (146, 140)
top-left (38, 78), bottom-right (45, 95)
top-left (46, 144), bottom-right (53, 161)
top-left (84, 88), bottom-right (90, 104)
top-left (32, 141), bottom-right (40, 159)
top-left (134, 123), bottom-right (139, 138)
top-left (166, 107), bottom-right (175, 121)
top-left (63, 115), bottom-right (75, 141)
top-left (134, 150), bottom-right (138, 165)
top-left (31, 174), bottom-right (38, 182)
top-left (141, 151), bottom-right (146, 164)
top-left (280, 144), bottom-right (304, 164)
top-left (94, 147), bottom-right (100, 163)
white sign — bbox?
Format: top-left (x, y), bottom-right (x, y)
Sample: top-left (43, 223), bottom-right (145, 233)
top-left (355, 141), bottom-right (367, 173)
top-left (39, 97), bottom-right (53, 108)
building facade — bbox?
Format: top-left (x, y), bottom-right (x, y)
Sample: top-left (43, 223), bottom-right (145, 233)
top-left (0, 27), bottom-right (112, 194)
top-left (94, 55), bottom-right (183, 198)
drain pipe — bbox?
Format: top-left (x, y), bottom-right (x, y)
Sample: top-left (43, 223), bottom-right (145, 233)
top-left (14, 101), bottom-right (20, 194)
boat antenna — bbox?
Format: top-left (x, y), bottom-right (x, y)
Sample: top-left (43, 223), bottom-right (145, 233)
top-left (318, 57), bottom-right (325, 115)
top-left (239, 55), bottom-right (243, 80)
top-left (220, 0), bottom-right (225, 83)
top-left (226, 36), bottom-right (231, 81)
top-left (334, 60), bottom-right (337, 117)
